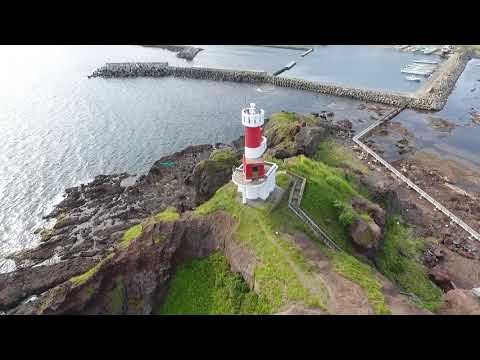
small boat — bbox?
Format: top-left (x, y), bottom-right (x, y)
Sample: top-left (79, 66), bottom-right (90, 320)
top-left (401, 69), bottom-right (431, 76)
top-left (423, 47), bottom-right (438, 55)
top-left (405, 75), bottom-right (422, 82)
top-left (413, 59), bottom-right (439, 65)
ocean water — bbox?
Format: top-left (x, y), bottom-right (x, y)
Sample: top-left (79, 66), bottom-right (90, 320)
top-left (0, 45), bottom-right (387, 263)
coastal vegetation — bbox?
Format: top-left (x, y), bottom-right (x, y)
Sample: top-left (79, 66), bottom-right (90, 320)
top-left (315, 139), bottom-right (368, 176)
top-left (286, 155), bottom-right (370, 250)
top-left (119, 207), bottom-right (180, 249)
top-left (194, 183), bottom-right (328, 313)
top-left (190, 142), bottom-right (393, 314)
top-left (328, 249), bottom-right (390, 315)
top-left (155, 252), bottom-right (270, 315)
top-left (376, 216), bottom-right (443, 311)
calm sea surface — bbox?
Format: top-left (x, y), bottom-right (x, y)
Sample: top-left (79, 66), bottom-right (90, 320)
top-left (0, 45), bottom-right (474, 269)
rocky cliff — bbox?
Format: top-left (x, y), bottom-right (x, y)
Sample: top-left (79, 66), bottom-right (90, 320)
top-left (1, 140), bottom-right (242, 312)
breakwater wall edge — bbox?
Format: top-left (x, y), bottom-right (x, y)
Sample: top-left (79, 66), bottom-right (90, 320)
top-left (89, 50), bottom-right (474, 111)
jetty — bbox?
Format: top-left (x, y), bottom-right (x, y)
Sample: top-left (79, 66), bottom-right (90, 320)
top-left (273, 61), bottom-right (297, 76)
top-left (301, 48), bottom-right (314, 57)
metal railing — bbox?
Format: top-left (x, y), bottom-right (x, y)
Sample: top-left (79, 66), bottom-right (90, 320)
top-left (287, 171), bottom-right (342, 251)
top-left (286, 101), bottom-right (480, 249)
top-left (353, 106), bottom-right (480, 242)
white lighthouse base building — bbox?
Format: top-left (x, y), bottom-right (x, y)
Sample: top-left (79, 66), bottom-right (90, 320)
top-left (232, 162), bottom-right (278, 204)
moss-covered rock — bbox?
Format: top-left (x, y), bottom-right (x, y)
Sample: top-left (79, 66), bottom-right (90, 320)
top-left (39, 229), bottom-right (54, 242)
top-left (188, 148), bottom-right (240, 205)
top-left (264, 112), bottom-right (332, 159)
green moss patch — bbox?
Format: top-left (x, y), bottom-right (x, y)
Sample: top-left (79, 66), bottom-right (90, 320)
top-left (119, 224), bottom-right (143, 250)
top-left (263, 112), bottom-right (318, 153)
top-left (39, 229), bottom-right (54, 242)
top-left (316, 139), bottom-right (368, 175)
top-left (375, 216), bottom-right (443, 311)
top-left (209, 148), bottom-right (237, 164)
top-left (275, 172), bottom-right (290, 190)
top-left (287, 155), bottom-right (368, 250)
top-left (195, 183), bottom-right (328, 313)
top-left (155, 252), bottom-right (271, 315)
top-left (70, 253), bottom-right (114, 287)
top-left (194, 148), bottom-right (239, 175)
top-left (153, 207), bottom-right (179, 223)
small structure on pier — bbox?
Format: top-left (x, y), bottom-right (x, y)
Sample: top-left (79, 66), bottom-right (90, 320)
top-left (232, 103), bottom-right (278, 204)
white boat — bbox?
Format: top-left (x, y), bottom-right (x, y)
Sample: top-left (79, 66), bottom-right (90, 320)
top-left (423, 47), bottom-right (438, 55)
top-left (401, 68), bottom-right (431, 76)
top-left (405, 75), bottom-right (422, 82)
top-left (413, 59), bottom-right (439, 65)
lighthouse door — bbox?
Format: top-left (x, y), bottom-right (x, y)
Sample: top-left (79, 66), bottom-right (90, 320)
top-left (251, 166), bottom-right (259, 179)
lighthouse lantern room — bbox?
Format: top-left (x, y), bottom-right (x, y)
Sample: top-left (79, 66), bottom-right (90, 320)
top-left (232, 103), bottom-right (278, 204)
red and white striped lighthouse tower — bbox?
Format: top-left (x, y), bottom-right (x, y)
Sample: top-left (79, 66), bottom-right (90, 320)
top-left (232, 103), bottom-right (277, 204)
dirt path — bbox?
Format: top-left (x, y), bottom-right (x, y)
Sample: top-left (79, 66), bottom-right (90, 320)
top-left (290, 231), bottom-right (430, 315)
top-left (256, 217), bottom-right (330, 313)
top-left (290, 232), bottom-right (374, 314)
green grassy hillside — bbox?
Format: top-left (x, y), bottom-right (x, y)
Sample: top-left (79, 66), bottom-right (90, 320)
top-left (155, 252), bottom-right (270, 315)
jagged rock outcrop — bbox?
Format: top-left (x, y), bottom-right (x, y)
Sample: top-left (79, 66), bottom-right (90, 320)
top-left (346, 196), bottom-right (386, 254)
top-left (351, 196), bottom-right (386, 229)
top-left (187, 148), bottom-right (240, 205)
top-left (6, 211), bottom-right (256, 315)
top-left (349, 217), bottom-right (383, 252)
top-left (7, 145), bottom-right (212, 271)
top-left (294, 126), bottom-right (327, 157)
top-left (176, 46), bottom-right (203, 60)
top-left (263, 112), bottom-right (334, 159)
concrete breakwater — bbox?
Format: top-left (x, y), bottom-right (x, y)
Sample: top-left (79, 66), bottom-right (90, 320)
top-left (88, 53), bottom-right (473, 111)
top-left (414, 50), bottom-right (474, 110)
top-left (89, 63), bottom-right (269, 83)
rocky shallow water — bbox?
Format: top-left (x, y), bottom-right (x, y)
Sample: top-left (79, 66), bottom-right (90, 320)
top-left (365, 58), bottom-right (480, 171)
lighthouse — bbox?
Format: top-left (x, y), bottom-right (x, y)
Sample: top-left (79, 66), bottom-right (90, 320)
top-left (232, 103), bottom-right (278, 204)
